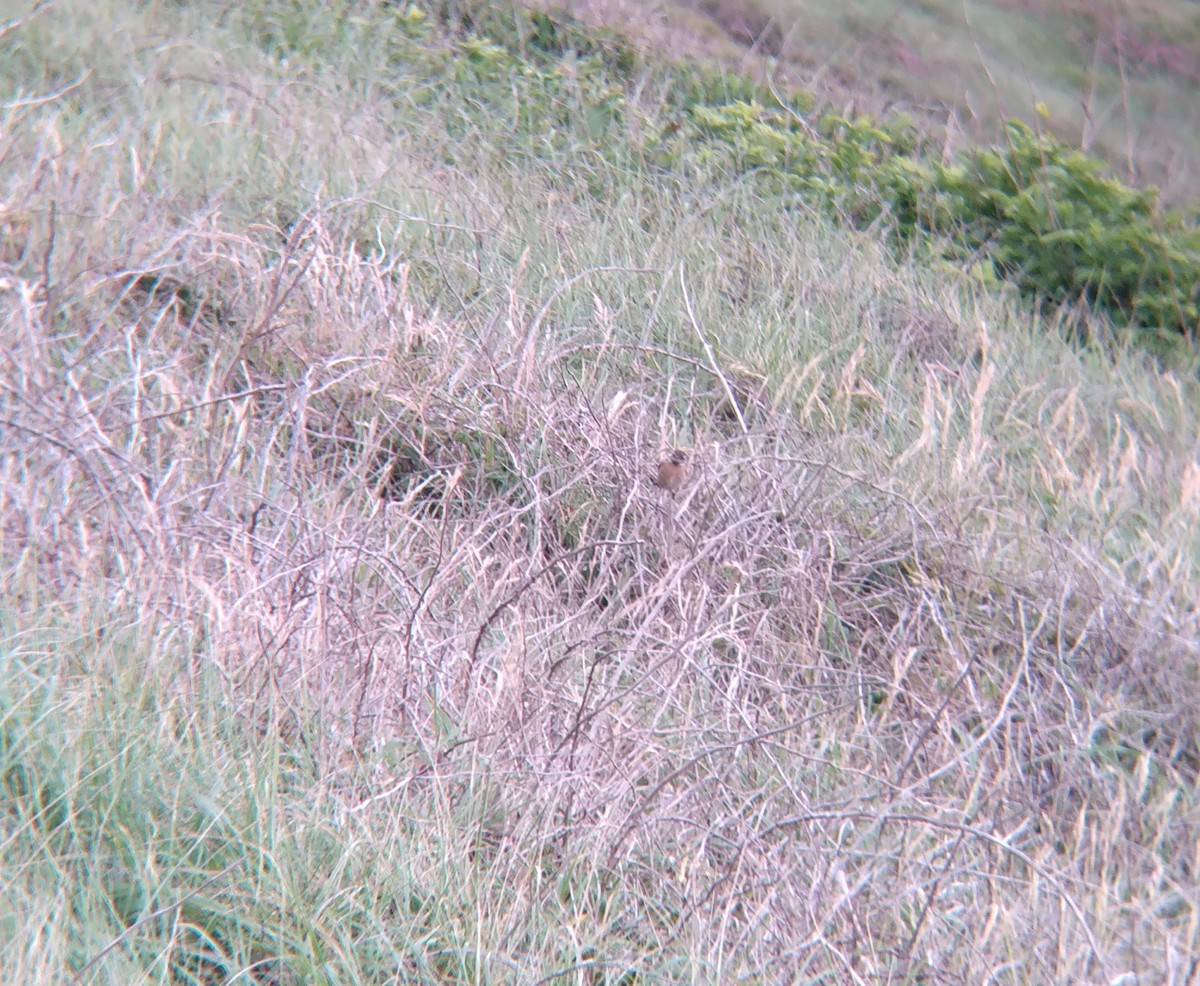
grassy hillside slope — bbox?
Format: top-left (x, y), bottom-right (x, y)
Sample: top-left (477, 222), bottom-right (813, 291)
top-left (567, 0), bottom-right (1200, 204)
top-left (1, 1), bottom-right (1197, 983)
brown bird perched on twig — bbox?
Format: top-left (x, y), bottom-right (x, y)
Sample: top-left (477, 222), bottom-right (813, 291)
top-left (653, 449), bottom-right (689, 495)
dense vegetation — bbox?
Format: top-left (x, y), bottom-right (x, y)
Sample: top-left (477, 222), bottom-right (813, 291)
top-left (1, 1), bottom-right (1196, 983)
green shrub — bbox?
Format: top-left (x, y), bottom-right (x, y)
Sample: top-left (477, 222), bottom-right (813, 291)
top-left (681, 100), bottom-right (921, 220)
top-left (925, 122), bottom-right (1200, 340)
top-left (679, 100), bottom-right (1199, 342)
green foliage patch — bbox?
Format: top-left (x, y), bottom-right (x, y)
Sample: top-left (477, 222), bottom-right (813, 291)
top-left (673, 99), bottom-right (1200, 344)
top-left (931, 122), bottom-right (1200, 340)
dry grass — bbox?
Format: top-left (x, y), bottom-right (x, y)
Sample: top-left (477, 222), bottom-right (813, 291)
top-left (1, 1), bottom-right (1198, 982)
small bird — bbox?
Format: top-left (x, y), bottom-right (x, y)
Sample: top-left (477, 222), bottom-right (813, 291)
top-left (653, 449), bottom-right (689, 495)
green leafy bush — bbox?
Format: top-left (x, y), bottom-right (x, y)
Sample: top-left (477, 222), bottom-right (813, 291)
top-left (679, 99), bottom-right (1199, 342)
top-left (926, 122), bottom-right (1200, 339)
top-left (681, 100), bottom-right (922, 221)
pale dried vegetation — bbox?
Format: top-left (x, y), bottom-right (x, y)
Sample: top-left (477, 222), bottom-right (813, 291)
top-left (1, 4), bottom-right (1198, 984)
